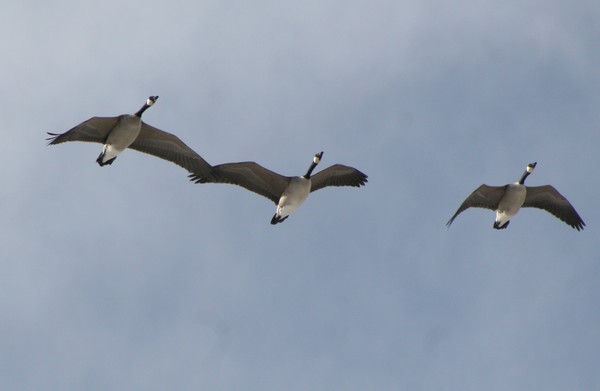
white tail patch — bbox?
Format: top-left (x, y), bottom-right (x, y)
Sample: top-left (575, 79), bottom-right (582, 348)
top-left (275, 177), bottom-right (311, 218)
top-left (100, 144), bottom-right (123, 163)
top-left (495, 209), bottom-right (518, 227)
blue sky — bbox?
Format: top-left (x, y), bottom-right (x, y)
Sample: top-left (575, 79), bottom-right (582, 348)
top-left (1, 0), bottom-right (599, 390)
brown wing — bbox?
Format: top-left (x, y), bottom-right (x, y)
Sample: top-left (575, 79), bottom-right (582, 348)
top-left (446, 184), bottom-right (507, 227)
top-left (310, 164), bottom-right (368, 193)
top-left (128, 122), bottom-right (217, 179)
top-left (46, 117), bottom-right (118, 145)
top-left (523, 185), bottom-right (585, 230)
top-left (190, 162), bottom-right (290, 205)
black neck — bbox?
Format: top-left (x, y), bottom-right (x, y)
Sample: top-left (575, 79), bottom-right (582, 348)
top-left (518, 171), bottom-right (531, 185)
top-left (303, 161), bottom-right (318, 179)
top-left (135, 103), bottom-right (150, 117)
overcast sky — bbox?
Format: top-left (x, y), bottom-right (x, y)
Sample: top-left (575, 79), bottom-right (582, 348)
top-left (1, 0), bottom-right (599, 390)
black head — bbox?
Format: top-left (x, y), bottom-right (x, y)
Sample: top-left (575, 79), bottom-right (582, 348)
top-left (136, 96), bottom-right (159, 117)
top-left (304, 151), bottom-right (324, 178)
top-left (314, 151), bottom-right (324, 164)
top-left (518, 161), bottom-right (537, 184)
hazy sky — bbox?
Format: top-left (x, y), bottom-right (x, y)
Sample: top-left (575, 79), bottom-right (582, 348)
top-left (1, 0), bottom-right (599, 390)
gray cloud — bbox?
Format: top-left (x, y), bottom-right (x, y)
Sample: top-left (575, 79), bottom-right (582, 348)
top-left (1, 0), bottom-right (598, 390)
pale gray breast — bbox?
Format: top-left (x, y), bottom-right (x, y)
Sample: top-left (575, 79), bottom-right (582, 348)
top-left (497, 184), bottom-right (527, 213)
top-left (105, 114), bottom-right (142, 149)
top-left (282, 177), bottom-right (311, 203)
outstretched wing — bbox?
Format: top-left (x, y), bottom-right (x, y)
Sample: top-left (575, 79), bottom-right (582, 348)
top-left (46, 117), bottom-right (118, 145)
top-left (310, 164), bottom-right (368, 193)
top-left (523, 185), bottom-right (585, 230)
top-left (446, 184), bottom-right (506, 227)
top-left (129, 123), bottom-right (217, 180)
top-left (190, 162), bottom-right (290, 205)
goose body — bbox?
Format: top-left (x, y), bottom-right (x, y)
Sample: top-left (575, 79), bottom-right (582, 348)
top-left (190, 151), bottom-right (368, 224)
top-left (98, 113), bottom-right (144, 165)
top-left (275, 176), bottom-right (312, 224)
top-left (47, 96), bottom-right (216, 180)
top-left (494, 183), bottom-right (526, 228)
top-left (447, 162), bottom-right (585, 230)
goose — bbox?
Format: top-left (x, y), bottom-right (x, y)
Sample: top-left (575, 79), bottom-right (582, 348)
top-left (47, 96), bottom-right (216, 180)
top-left (189, 151), bottom-right (368, 224)
top-left (447, 162), bottom-right (585, 230)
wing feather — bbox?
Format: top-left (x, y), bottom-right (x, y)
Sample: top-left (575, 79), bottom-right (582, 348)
top-left (46, 117), bottom-right (118, 145)
top-left (129, 123), bottom-right (216, 179)
top-left (446, 184), bottom-right (506, 227)
top-left (190, 162), bottom-right (290, 204)
top-left (523, 185), bottom-right (585, 230)
top-left (310, 164), bottom-right (368, 193)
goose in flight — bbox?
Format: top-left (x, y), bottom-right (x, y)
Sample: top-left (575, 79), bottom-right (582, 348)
top-left (190, 151), bottom-right (368, 224)
top-left (47, 96), bottom-right (216, 180)
top-left (447, 162), bottom-right (585, 230)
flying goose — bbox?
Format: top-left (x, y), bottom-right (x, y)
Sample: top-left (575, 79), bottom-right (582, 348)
top-left (447, 162), bottom-right (585, 230)
top-left (189, 151), bottom-right (368, 224)
top-left (47, 96), bottom-right (216, 180)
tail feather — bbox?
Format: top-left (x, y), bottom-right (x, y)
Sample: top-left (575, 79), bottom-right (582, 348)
top-left (96, 152), bottom-right (116, 166)
top-left (271, 214), bottom-right (289, 225)
top-left (493, 220), bottom-right (510, 230)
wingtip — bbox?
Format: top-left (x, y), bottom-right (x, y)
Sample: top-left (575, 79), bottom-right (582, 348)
top-left (188, 172), bottom-right (208, 184)
top-left (446, 211), bottom-right (461, 228)
top-left (188, 170), bottom-right (222, 184)
top-left (46, 132), bottom-right (59, 144)
top-left (446, 215), bottom-right (459, 228)
top-left (356, 172), bottom-right (368, 187)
